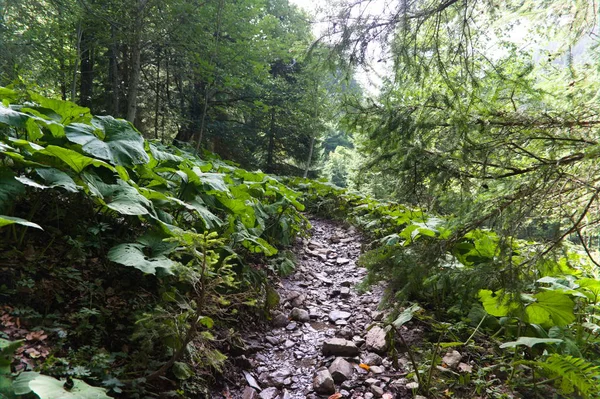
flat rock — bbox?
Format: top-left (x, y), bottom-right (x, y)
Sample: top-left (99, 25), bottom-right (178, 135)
top-left (336, 257), bottom-right (351, 265)
top-left (313, 368), bottom-right (335, 394)
top-left (243, 371), bottom-right (261, 391)
top-left (290, 307), bottom-right (310, 322)
top-left (312, 273), bottom-right (333, 285)
top-left (365, 325), bottom-right (388, 354)
top-left (271, 311), bottom-right (289, 328)
top-left (322, 338), bottom-right (360, 357)
top-left (328, 310), bottom-right (351, 323)
top-left (290, 294), bottom-right (306, 308)
top-left (329, 357), bottom-right (353, 383)
top-left (259, 387), bottom-right (279, 399)
top-left (362, 352), bottom-right (383, 366)
top-left (442, 350), bottom-right (462, 369)
top-left (370, 365), bottom-right (384, 374)
top-left (242, 387), bottom-right (259, 399)
top-left (371, 385), bottom-right (385, 396)
top-left (339, 287), bottom-right (351, 297)
top-left (268, 369), bottom-right (292, 388)
top-left (285, 322), bottom-right (297, 330)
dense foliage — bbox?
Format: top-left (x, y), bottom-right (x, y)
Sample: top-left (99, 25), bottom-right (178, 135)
top-left (0, 89), bottom-right (308, 397)
top-left (0, 0), bottom-right (354, 174)
top-left (291, 178), bottom-right (600, 398)
top-left (2, 0), bottom-right (600, 398)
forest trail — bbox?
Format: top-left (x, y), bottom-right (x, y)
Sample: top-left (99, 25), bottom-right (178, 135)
top-left (228, 219), bottom-right (412, 399)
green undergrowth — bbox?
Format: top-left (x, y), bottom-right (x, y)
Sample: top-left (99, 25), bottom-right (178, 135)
top-left (2, 88), bottom-right (600, 399)
top-left (288, 178), bottom-right (600, 398)
top-left (0, 88), bottom-right (307, 398)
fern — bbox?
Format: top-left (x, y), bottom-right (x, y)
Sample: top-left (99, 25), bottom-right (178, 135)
top-left (537, 354), bottom-right (600, 398)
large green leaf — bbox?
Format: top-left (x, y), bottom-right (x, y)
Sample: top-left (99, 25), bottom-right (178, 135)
top-left (136, 232), bottom-right (177, 256)
top-left (393, 304), bottom-right (422, 328)
top-left (25, 374), bottom-right (111, 399)
top-left (0, 215), bottom-right (43, 230)
top-left (1, 339), bottom-right (23, 399)
top-left (29, 92), bottom-right (90, 124)
top-left (35, 168), bottom-right (79, 193)
top-left (108, 243), bottom-right (176, 275)
top-left (0, 339), bottom-right (23, 375)
top-left (0, 106), bottom-right (28, 128)
top-left (499, 337), bottom-right (563, 348)
top-left (65, 116), bottom-right (149, 167)
top-left (14, 176), bottom-right (49, 190)
top-left (188, 198), bottom-right (223, 229)
top-left (479, 289), bottom-right (518, 317)
top-left (576, 278), bottom-right (600, 300)
top-left (85, 177), bottom-right (153, 216)
top-left (12, 372), bottom-right (38, 395)
top-left (172, 362), bottom-right (193, 380)
top-left (41, 146), bottom-right (114, 173)
top-left (182, 167), bottom-right (229, 192)
top-left (0, 87), bottom-right (19, 103)
top-left (148, 143), bottom-right (183, 163)
top-left (7, 138), bottom-right (45, 152)
top-left (0, 169), bottom-right (25, 211)
top-left (526, 291), bottom-right (575, 327)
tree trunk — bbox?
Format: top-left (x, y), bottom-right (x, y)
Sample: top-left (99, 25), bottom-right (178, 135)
top-left (109, 25), bottom-right (120, 116)
top-left (174, 80), bottom-right (202, 143)
top-left (126, 41), bottom-right (141, 123)
top-left (266, 106), bottom-right (276, 173)
top-left (194, 87), bottom-right (210, 152)
top-left (71, 22), bottom-right (82, 102)
top-left (154, 50), bottom-right (161, 139)
top-left (304, 81), bottom-right (320, 178)
top-left (194, 0), bottom-right (225, 153)
top-left (79, 27), bottom-right (93, 107)
top-left (303, 135), bottom-right (315, 178)
top-left (126, 0), bottom-right (147, 124)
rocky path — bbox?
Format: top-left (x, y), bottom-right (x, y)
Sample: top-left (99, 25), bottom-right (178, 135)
top-left (230, 218), bottom-right (414, 399)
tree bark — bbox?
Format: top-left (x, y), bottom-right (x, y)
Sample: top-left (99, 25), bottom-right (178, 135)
top-left (79, 26), bottom-right (93, 107)
top-left (266, 106), bottom-right (276, 173)
top-left (109, 25), bottom-right (120, 116)
top-left (126, 0), bottom-right (147, 124)
top-left (303, 135), bottom-right (315, 178)
top-left (154, 50), bottom-right (161, 139)
top-left (71, 22), bottom-right (82, 102)
top-left (195, 86), bottom-right (210, 152)
top-left (126, 40), bottom-right (141, 123)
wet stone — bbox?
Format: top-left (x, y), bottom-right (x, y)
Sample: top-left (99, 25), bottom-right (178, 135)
top-left (371, 385), bottom-right (385, 397)
top-left (322, 338), bottom-right (360, 357)
top-left (328, 310), bottom-right (351, 323)
top-left (290, 308), bottom-right (310, 322)
top-left (222, 219), bottom-right (391, 399)
top-left (329, 357), bottom-right (353, 383)
top-left (285, 322), bottom-right (297, 331)
top-left (365, 326), bottom-right (388, 354)
top-left (272, 311), bottom-right (289, 328)
top-left (259, 387), bottom-right (279, 399)
top-left (243, 371), bottom-right (261, 391)
top-left (242, 386), bottom-right (259, 399)
top-left (370, 365), bottom-right (385, 374)
top-left (362, 352), bottom-right (383, 366)
top-left (284, 339), bottom-right (295, 348)
top-left (313, 368), bottom-right (335, 395)
top-left (442, 350), bottom-right (462, 369)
